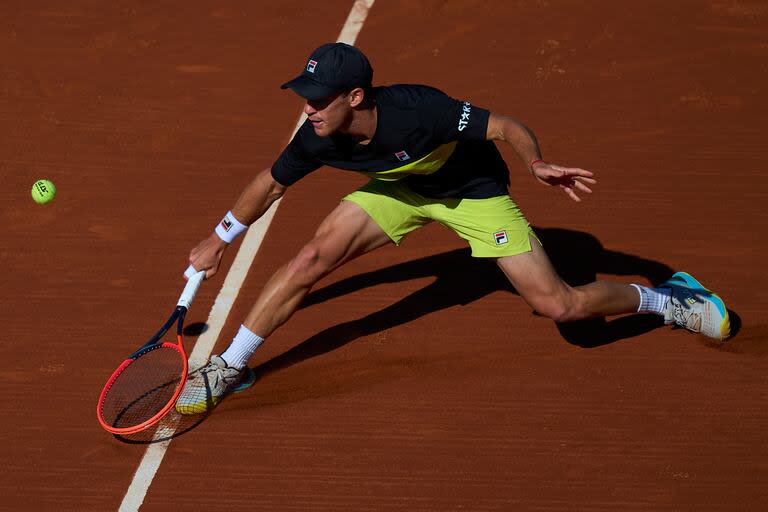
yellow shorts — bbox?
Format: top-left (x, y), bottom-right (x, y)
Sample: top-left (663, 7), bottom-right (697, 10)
top-left (343, 180), bottom-right (538, 258)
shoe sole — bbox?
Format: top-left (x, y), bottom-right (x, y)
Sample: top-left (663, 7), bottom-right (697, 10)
top-left (232, 367), bottom-right (256, 393)
top-left (175, 398), bottom-right (216, 415)
top-left (670, 271), bottom-right (730, 340)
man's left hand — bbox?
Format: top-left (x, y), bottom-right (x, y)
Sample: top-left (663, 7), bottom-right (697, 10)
top-left (531, 162), bottom-right (596, 202)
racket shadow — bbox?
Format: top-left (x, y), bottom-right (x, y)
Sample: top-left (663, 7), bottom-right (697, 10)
top-left (111, 366), bottom-right (212, 444)
top-left (113, 410), bottom-right (209, 444)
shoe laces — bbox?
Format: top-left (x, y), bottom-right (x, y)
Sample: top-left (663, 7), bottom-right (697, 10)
top-left (196, 358), bottom-right (239, 389)
top-left (672, 298), bottom-right (699, 325)
top-left (670, 288), bottom-right (703, 331)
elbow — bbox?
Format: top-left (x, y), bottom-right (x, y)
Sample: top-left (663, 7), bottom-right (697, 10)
top-left (266, 177), bottom-right (287, 203)
top-left (487, 113), bottom-right (519, 142)
top-left (269, 182), bottom-right (287, 202)
top-left (259, 168), bottom-right (287, 201)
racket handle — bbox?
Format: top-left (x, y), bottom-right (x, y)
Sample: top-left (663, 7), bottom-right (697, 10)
top-left (178, 265), bottom-right (205, 309)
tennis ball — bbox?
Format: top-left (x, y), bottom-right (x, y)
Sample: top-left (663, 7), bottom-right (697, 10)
top-left (31, 179), bottom-right (56, 205)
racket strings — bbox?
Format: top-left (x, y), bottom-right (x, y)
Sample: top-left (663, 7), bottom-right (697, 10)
top-left (100, 345), bottom-right (185, 429)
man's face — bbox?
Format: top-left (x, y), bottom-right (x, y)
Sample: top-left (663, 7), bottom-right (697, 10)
top-left (303, 91), bottom-right (352, 137)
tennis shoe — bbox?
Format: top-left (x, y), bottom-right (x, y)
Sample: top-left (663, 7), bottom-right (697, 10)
top-left (175, 355), bottom-right (246, 414)
top-left (661, 271), bottom-right (730, 341)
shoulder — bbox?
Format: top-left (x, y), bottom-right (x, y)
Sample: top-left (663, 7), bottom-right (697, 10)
top-left (374, 84), bottom-right (449, 108)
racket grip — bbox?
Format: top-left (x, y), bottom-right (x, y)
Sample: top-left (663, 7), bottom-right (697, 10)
top-left (178, 265), bottom-right (205, 309)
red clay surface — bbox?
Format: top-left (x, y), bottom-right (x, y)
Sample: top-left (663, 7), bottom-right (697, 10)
top-left (2, 1), bottom-right (767, 510)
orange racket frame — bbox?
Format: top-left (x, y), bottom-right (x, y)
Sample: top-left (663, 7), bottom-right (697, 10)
top-left (96, 268), bottom-right (204, 435)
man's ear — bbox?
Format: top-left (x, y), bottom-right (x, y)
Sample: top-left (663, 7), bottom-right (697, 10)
top-left (348, 87), bottom-right (365, 108)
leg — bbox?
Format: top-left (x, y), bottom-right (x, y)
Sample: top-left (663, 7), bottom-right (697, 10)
top-left (497, 235), bottom-right (640, 322)
top-left (423, 194), bottom-right (639, 323)
top-left (177, 197), bottom-right (409, 414)
top-left (244, 200), bottom-right (392, 337)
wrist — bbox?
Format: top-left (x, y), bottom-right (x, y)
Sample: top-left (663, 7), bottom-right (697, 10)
top-left (529, 159), bottom-right (546, 173)
top-left (214, 211), bottom-right (248, 243)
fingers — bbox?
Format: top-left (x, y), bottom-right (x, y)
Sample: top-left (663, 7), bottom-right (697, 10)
top-left (534, 163), bottom-right (597, 202)
top-left (186, 234), bottom-right (228, 280)
top-left (573, 176), bottom-right (597, 185)
top-left (559, 178), bottom-right (593, 202)
top-left (551, 164), bottom-right (595, 179)
top-left (536, 166), bottom-right (597, 185)
top-left (572, 179), bottom-right (593, 194)
top-left (186, 249), bottom-right (210, 281)
top-left (185, 261), bottom-right (216, 281)
top-left (559, 184), bottom-right (582, 202)
top-left (548, 165), bottom-right (597, 202)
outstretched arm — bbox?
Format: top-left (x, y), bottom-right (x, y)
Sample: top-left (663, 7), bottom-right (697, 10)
top-left (230, 167), bottom-right (287, 225)
top-left (188, 168), bottom-right (286, 279)
top-left (486, 113), bottom-right (596, 202)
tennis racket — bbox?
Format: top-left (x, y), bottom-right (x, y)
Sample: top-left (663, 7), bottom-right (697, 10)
top-left (97, 266), bottom-right (205, 435)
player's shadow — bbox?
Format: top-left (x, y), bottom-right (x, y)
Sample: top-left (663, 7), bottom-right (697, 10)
top-left (252, 226), bottom-right (697, 380)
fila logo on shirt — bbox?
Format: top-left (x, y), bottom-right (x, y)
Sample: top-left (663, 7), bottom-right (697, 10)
top-left (493, 230), bottom-right (508, 245)
top-left (307, 59), bottom-right (318, 73)
top-left (457, 101), bottom-right (472, 132)
top-left (395, 150), bottom-right (411, 162)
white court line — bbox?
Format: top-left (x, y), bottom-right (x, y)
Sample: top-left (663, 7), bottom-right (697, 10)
top-left (118, 1), bottom-right (376, 510)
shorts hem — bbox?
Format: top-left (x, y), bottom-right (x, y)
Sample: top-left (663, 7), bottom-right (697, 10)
top-left (342, 195), bottom-right (402, 245)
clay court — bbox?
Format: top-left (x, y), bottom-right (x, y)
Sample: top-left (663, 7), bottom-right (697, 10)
top-left (2, 0), bottom-right (767, 510)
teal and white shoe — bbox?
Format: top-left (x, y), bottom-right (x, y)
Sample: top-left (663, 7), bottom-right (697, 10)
top-left (661, 271), bottom-right (730, 341)
top-left (175, 355), bottom-right (248, 415)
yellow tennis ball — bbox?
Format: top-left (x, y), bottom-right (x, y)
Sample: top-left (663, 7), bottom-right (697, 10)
top-left (31, 179), bottom-right (57, 205)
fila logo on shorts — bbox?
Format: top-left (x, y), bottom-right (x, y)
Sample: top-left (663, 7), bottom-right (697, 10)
top-left (307, 59), bottom-right (318, 73)
top-left (457, 101), bottom-right (472, 131)
top-left (395, 150), bottom-right (410, 161)
top-left (493, 230), bottom-right (508, 245)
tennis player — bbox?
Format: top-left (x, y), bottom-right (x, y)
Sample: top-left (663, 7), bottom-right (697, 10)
top-left (176, 43), bottom-right (730, 414)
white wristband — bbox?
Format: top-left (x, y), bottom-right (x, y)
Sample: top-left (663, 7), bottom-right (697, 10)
top-left (214, 211), bottom-right (248, 243)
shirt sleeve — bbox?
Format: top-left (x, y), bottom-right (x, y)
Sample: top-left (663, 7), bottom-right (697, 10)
top-left (417, 90), bottom-right (490, 143)
top-left (270, 123), bottom-right (323, 186)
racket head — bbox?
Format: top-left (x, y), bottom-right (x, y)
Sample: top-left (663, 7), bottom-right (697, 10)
top-left (97, 338), bottom-right (188, 435)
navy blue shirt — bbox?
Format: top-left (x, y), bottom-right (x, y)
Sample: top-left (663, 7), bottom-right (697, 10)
top-left (271, 84), bottom-right (510, 199)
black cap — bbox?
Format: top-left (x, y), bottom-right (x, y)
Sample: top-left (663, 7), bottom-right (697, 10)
top-left (281, 43), bottom-right (373, 101)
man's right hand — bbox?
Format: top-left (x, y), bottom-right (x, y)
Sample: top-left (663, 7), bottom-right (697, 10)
top-left (186, 232), bottom-right (229, 280)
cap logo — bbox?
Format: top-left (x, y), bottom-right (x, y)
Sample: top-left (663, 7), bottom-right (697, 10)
top-left (395, 150), bottom-right (410, 162)
top-left (307, 59), bottom-right (318, 73)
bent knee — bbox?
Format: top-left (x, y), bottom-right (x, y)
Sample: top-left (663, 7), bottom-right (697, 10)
top-left (287, 244), bottom-right (329, 284)
top-left (535, 302), bottom-right (572, 323)
top-left (531, 291), bottom-right (584, 323)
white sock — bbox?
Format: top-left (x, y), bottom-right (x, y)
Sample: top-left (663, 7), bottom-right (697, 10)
top-left (631, 284), bottom-right (671, 315)
top-left (220, 324), bottom-right (264, 370)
